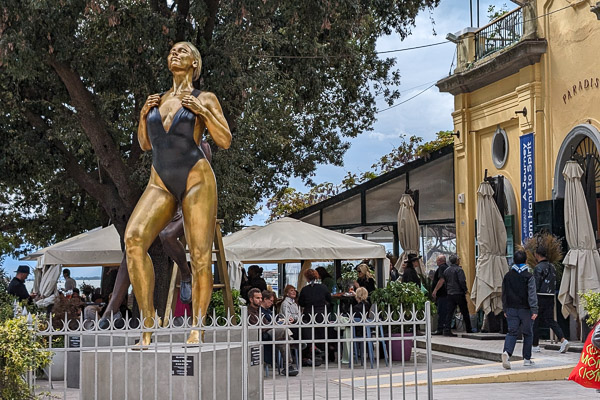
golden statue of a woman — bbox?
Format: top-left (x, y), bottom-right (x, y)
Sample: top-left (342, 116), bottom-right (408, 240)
top-left (125, 42), bottom-right (231, 345)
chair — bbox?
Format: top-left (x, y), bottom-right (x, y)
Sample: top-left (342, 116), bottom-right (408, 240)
top-left (349, 318), bottom-right (389, 369)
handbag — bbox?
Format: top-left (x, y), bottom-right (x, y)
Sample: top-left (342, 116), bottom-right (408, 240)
top-left (568, 322), bottom-right (600, 389)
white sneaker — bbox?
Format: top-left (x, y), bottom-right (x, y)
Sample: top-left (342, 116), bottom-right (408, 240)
top-left (502, 351), bottom-right (511, 369)
top-left (559, 340), bottom-right (570, 353)
top-left (523, 359), bottom-right (535, 366)
top-left (532, 346), bottom-right (541, 353)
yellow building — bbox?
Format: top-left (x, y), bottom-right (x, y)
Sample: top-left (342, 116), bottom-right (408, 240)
top-left (437, 1), bottom-right (600, 301)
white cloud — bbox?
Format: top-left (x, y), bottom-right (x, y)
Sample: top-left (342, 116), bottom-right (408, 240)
top-left (367, 131), bottom-right (400, 141)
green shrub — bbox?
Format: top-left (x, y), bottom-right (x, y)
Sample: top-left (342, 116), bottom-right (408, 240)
top-left (206, 289), bottom-right (241, 324)
top-left (0, 316), bottom-right (52, 400)
top-left (370, 281), bottom-right (435, 332)
top-left (581, 290), bottom-right (600, 325)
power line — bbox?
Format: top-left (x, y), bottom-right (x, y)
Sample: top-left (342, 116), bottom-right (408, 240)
top-left (377, 83), bottom-right (436, 113)
top-left (253, 40), bottom-right (450, 60)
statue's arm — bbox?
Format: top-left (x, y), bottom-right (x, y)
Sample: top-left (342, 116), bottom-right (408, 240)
top-left (182, 92), bottom-right (232, 149)
top-left (138, 94), bottom-right (161, 151)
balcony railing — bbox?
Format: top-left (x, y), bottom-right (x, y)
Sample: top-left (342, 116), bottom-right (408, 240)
top-left (474, 6), bottom-right (523, 61)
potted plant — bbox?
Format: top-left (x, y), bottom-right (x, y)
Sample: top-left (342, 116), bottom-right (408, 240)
top-left (370, 281), bottom-right (434, 361)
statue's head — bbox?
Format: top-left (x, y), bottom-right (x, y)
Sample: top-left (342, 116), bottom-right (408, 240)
top-left (168, 41), bottom-right (202, 81)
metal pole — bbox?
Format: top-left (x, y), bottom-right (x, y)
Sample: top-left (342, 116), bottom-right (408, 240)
top-left (241, 306), bottom-right (248, 400)
top-left (470, 0), bottom-right (473, 27)
top-left (425, 302), bottom-right (433, 400)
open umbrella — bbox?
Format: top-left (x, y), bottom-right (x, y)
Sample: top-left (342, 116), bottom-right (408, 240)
top-left (471, 181), bottom-right (509, 315)
top-left (558, 161), bottom-right (600, 318)
top-left (396, 194), bottom-right (424, 276)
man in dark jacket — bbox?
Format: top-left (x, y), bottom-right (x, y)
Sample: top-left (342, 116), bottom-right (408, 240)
top-left (8, 265), bottom-right (34, 302)
top-left (432, 254), bottom-right (473, 336)
top-left (431, 255), bottom-right (450, 335)
top-left (501, 250), bottom-right (538, 369)
top-left (532, 246), bottom-right (569, 353)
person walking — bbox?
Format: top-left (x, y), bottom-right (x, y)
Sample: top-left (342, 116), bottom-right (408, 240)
top-left (532, 246), bottom-right (569, 353)
top-left (432, 254), bottom-right (473, 336)
top-left (501, 250), bottom-right (538, 369)
top-left (431, 255), bottom-right (450, 335)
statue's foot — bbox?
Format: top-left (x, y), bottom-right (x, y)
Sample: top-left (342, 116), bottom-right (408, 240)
top-left (186, 330), bottom-right (204, 344)
top-left (132, 332), bottom-right (152, 350)
top-left (180, 278), bottom-right (192, 304)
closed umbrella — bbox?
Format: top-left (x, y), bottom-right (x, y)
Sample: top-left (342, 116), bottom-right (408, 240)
top-left (558, 161), bottom-right (600, 318)
top-left (471, 181), bottom-right (509, 315)
top-left (396, 194), bottom-right (424, 276)
top-left (35, 264), bottom-right (61, 308)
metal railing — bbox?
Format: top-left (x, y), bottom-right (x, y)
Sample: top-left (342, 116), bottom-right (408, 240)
top-left (30, 303), bottom-right (433, 399)
top-left (474, 6), bottom-right (523, 61)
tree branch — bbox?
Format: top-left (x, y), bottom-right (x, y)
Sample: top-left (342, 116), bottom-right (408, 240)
top-left (201, 0), bottom-right (220, 46)
top-left (46, 57), bottom-right (140, 209)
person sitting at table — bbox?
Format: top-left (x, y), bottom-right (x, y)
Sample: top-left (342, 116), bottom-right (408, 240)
top-left (351, 287), bottom-right (371, 319)
top-left (354, 264), bottom-right (376, 294)
top-left (240, 265), bottom-right (268, 302)
top-left (315, 267), bottom-right (336, 293)
top-left (280, 285), bottom-right (301, 323)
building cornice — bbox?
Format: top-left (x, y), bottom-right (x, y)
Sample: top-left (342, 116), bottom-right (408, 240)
top-left (436, 39), bottom-right (547, 95)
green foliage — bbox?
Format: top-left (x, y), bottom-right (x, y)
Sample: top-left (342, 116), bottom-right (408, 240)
top-left (207, 289), bottom-right (241, 323)
top-left (0, 316), bottom-right (52, 400)
top-left (581, 290), bottom-right (600, 326)
top-left (266, 131), bottom-right (452, 220)
top-left (487, 4), bottom-right (510, 22)
top-left (337, 269), bottom-right (358, 293)
top-left (0, 0), bottom-right (440, 257)
top-left (0, 270), bottom-right (16, 323)
top-left (370, 280), bottom-right (434, 327)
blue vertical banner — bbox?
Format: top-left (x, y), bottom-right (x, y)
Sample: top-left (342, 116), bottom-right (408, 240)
top-left (520, 133), bottom-right (535, 243)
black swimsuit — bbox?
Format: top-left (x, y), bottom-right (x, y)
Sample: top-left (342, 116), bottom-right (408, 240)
top-left (147, 89), bottom-right (206, 202)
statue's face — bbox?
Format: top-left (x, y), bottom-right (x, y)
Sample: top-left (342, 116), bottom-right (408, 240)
top-left (167, 43), bottom-right (197, 73)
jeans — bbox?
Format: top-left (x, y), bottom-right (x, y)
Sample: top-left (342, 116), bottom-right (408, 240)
top-left (436, 296), bottom-right (450, 331)
top-left (444, 294), bottom-right (472, 333)
top-left (504, 308), bottom-right (533, 360)
top-left (533, 295), bottom-right (564, 346)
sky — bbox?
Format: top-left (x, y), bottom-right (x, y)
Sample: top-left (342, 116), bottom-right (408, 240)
top-left (2, 0), bottom-right (510, 278)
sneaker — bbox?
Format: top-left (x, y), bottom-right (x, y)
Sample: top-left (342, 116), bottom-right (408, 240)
top-left (284, 365), bottom-right (299, 376)
top-left (559, 340), bottom-right (570, 353)
top-left (523, 359), bottom-right (535, 366)
top-left (501, 351), bottom-right (511, 370)
top-left (532, 346), bottom-right (541, 353)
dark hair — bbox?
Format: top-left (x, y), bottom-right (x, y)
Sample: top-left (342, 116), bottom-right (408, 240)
top-left (248, 288), bottom-right (262, 299)
top-left (304, 269), bottom-right (319, 281)
top-left (535, 245), bottom-right (548, 258)
top-left (72, 288), bottom-right (80, 294)
top-left (91, 292), bottom-right (102, 302)
top-left (248, 265), bottom-right (263, 278)
top-left (315, 267), bottom-right (331, 280)
top-left (449, 254), bottom-right (459, 265)
top-left (262, 290), bottom-right (274, 301)
top-left (514, 250), bottom-right (527, 264)
top-left (63, 268), bottom-right (71, 276)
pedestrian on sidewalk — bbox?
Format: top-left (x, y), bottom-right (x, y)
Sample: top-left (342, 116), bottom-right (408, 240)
top-left (431, 255), bottom-right (450, 335)
top-left (531, 245), bottom-right (569, 353)
top-left (501, 250), bottom-right (538, 369)
top-left (432, 253), bottom-right (473, 336)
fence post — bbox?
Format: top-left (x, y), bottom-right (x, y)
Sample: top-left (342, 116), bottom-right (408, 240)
top-left (241, 306), bottom-right (248, 400)
top-left (425, 301), bottom-right (433, 400)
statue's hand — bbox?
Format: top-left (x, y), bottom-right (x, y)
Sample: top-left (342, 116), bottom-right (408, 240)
top-left (182, 94), bottom-right (209, 117)
top-left (140, 94), bottom-right (161, 118)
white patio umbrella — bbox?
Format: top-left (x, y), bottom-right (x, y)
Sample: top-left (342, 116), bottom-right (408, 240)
top-left (471, 181), bottom-right (509, 315)
top-left (35, 264), bottom-right (61, 308)
top-left (396, 194), bottom-right (424, 276)
top-left (558, 161), bottom-right (600, 318)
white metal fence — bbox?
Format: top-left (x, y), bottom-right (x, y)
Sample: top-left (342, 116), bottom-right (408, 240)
top-left (31, 303), bottom-right (434, 399)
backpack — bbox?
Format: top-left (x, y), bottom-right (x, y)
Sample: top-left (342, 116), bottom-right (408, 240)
top-left (538, 261), bottom-right (556, 294)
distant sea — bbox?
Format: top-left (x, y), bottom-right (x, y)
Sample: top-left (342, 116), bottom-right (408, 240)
top-left (25, 278), bottom-right (102, 293)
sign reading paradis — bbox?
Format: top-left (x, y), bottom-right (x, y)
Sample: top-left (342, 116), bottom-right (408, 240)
top-left (563, 78), bottom-right (600, 104)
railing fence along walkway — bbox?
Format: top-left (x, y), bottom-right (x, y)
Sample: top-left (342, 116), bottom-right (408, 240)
top-left (30, 303), bottom-right (434, 400)
top-left (474, 6), bottom-right (523, 61)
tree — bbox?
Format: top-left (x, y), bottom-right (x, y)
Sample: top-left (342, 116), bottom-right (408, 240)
top-left (266, 130), bottom-right (452, 220)
top-left (0, 0), bottom-right (439, 312)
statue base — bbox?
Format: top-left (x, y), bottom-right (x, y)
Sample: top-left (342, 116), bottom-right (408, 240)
top-left (81, 342), bottom-right (261, 399)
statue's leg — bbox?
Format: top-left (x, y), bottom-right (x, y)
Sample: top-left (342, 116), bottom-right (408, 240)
top-left (181, 160), bottom-right (217, 343)
top-left (125, 173), bottom-right (177, 345)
